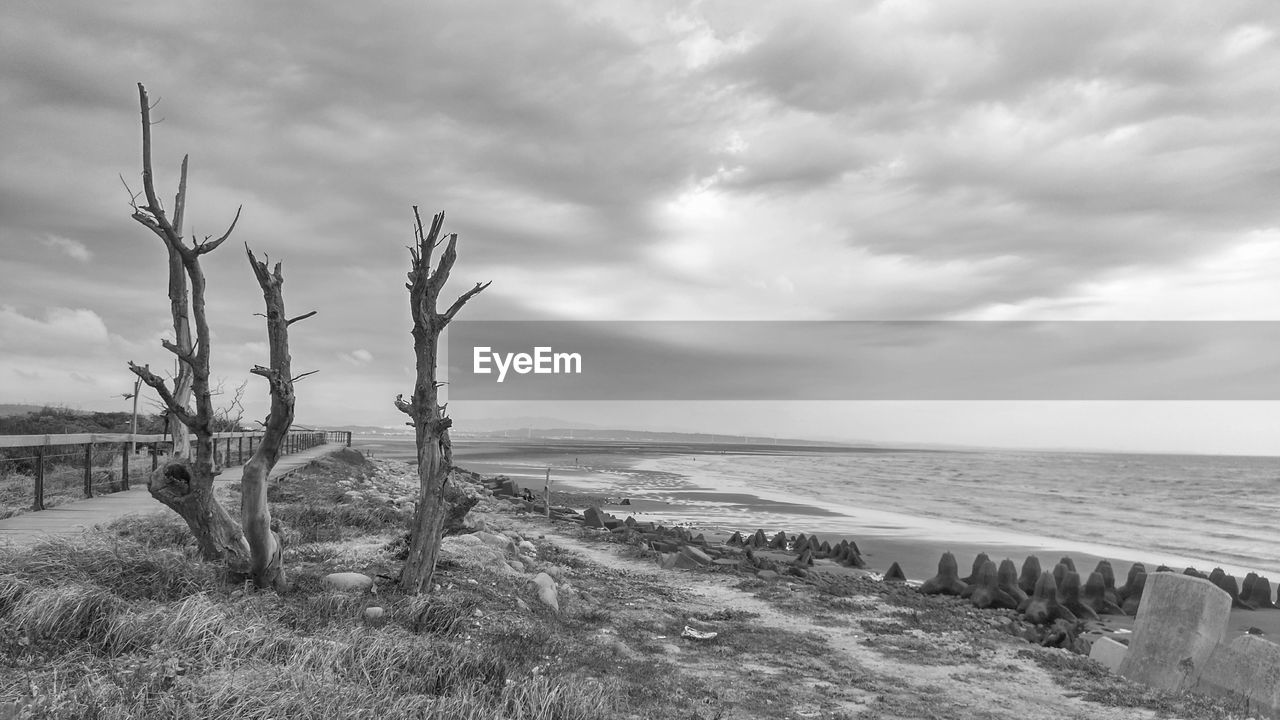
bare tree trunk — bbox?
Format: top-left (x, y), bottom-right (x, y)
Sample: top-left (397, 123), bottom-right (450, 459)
top-left (125, 82), bottom-right (247, 566)
top-left (240, 247), bottom-right (315, 591)
top-left (397, 208), bottom-right (489, 594)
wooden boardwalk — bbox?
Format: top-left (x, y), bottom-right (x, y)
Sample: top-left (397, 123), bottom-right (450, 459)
top-left (0, 444), bottom-right (342, 549)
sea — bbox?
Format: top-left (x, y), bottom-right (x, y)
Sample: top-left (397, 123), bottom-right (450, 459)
top-left (354, 435), bottom-right (1280, 579)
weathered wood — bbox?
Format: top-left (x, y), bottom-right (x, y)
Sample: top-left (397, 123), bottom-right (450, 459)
top-left (399, 208), bottom-right (490, 594)
top-left (126, 82), bottom-right (249, 566)
top-left (34, 448), bottom-right (45, 511)
top-left (121, 444), bottom-right (130, 491)
top-left (83, 444), bottom-right (93, 498)
top-left (240, 245), bottom-right (312, 591)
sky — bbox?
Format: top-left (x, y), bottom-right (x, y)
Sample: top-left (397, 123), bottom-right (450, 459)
top-left (6, 0), bottom-right (1280, 454)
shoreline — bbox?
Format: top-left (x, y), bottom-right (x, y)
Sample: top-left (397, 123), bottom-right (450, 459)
top-left (444, 441), bottom-right (1280, 641)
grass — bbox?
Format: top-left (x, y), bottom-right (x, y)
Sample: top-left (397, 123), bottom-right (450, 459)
top-left (0, 455), bottom-right (618, 720)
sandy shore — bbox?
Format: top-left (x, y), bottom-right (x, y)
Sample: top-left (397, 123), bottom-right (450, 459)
top-left (454, 440), bottom-right (1280, 641)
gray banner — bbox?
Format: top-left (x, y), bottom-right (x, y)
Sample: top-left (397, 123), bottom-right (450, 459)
top-left (445, 321), bottom-right (1280, 400)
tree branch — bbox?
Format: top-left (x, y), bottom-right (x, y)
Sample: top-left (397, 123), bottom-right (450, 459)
top-left (128, 361), bottom-right (194, 428)
top-left (286, 310), bottom-right (317, 325)
top-left (197, 205), bottom-right (242, 255)
top-left (291, 370), bottom-right (319, 383)
top-left (441, 281), bottom-right (492, 325)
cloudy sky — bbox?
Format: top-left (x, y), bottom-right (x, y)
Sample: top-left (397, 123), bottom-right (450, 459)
top-left (6, 0), bottom-right (1280, 454)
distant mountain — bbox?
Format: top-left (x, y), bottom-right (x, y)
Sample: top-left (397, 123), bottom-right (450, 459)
top-left (453, 425), bottom-right (847, 447)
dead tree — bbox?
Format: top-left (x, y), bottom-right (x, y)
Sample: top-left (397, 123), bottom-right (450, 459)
top-left (396, 208), bottom-right (489, 594)
top-left (126, 83), bottom-right (248, 563)
top-left (241, 247), bottom-right (315, 591)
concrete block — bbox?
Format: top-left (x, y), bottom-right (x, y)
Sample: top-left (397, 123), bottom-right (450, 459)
top-left (1118, 573), bottom-right (1231, 691)
top-left (1089, 636), bottom-right (1128, 672)
top-left (1197, 635), bottom-right (1280, 718)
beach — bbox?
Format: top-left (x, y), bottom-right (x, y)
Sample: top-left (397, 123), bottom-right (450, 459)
top-left (353, 435), bottom-right (1280, 640)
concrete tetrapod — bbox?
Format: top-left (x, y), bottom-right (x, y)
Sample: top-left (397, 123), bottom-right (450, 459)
top-left (1018, 556), bottom-right (1043, 596)
top-left (1196, 634), bottom-right (1280, 718)
top-left (919, 551), bottom-right (967, 596)
top-left (1081, 571), bottom-right (1125, 615)
top-left (967, 559), bottom-right (1019, 610)
top-left (997, 559), bottom-right (1028, 606)
top-left (1058, 570), bottom-right (1099, 621)
top-left (1021, 571), bottom-right (1077, 625)
top-left (961, 552), bottom-right (990, 585)
top-left (1117, 572), bottom-right (1231, 692)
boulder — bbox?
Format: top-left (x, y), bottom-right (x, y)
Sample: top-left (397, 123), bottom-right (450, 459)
top-left (528, 573), bottom-right (559, 612)
top-left (756, 569), bottom-right (780, 581)
top-left (363, 606), bottom-right (386, 624)
top-left (321, 572), bottom-right (374, 593)
top-left (1018, 556), bottom-right (1043, 596)
top-left (440, 535), bottom-right (518, 576)
top-left (920, 552), bottom-right (968, 596)
top-left (678, 545), bottom-right (713, 567)
top-left (1118, 573), bottom-right (1231, 692)
top-left (473, 531), bottom-right (517, 558)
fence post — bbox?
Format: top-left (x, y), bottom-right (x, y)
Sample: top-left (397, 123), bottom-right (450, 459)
top-left (84, 443), bottom-right (94, 498)
top-left (238, 436), bottom-right (244, 465)
top-left (152, 444), bottom-right (159, 471)
top-left (121, 443), bottom-right (130, 491)
top-left (34, 447), bottom-right (45, 511)
top-left (346, 431), bottom-right (352, 447)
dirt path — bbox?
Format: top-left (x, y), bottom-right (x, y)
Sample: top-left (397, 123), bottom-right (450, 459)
top-left (515, 518), bottom-right (1175, 720)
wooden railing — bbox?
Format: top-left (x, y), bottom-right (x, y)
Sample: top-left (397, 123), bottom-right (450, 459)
top-left (0, 429), bottom-right (352, 513)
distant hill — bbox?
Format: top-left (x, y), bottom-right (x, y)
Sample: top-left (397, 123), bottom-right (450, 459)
top-left (0, 406), bottom-right (166, 436)
top-left (0, 404), bottom-right (50, 418)
top-left (452, 426), bottom-right (847, 447)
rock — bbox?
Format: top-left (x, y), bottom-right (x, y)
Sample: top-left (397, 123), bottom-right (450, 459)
top-left (1058, 570), bottom-right (1099, 621)
top-left (768, 531), bottom-right (788, 550)
top-left (583, 506), bottom-right (608, 529)
top-left (792, 549), bottom-right (813, 567)
top-left (321, 572), bottom-right (374, 593)
top-left (920, 552), bottom-right (968, 596)
top-left (518, 540), bottom-right (538, 558)
top-left (727, 531), bottom-right (744, 546)
top-left (961, 553), bottom-right (991, 584)
top-left (1021, 571), bottom-right (1077, 625)
top-left (1019, 556), bottom-right (1043, 596)
top-left (997, 559), bottom-right (1028, 605)
top-left (756, 570), bottom-right (780, 581)
top-left (363, 606), bottom-right (386, 623)
top-left (968, 559), bottom-right (1019, 610)
top-left (883, 561), bottom-right (907, 583)
top-left (440, 535), bottom-right (518, 576)
top-left (1082, 571), bottom-right (1125, 615)
top-left (528, 572), bottom-right (559, 612)
top-left (474, 531), bottom-right (517, 558)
